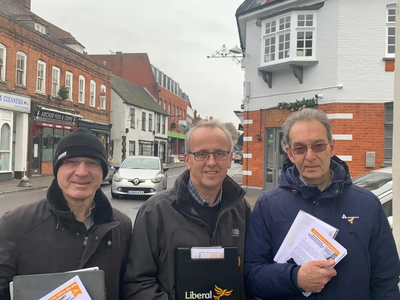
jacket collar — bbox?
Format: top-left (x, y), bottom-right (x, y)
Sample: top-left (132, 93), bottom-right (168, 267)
top-left (173, 169), bottom-right (246, 214)
top-left (46, 179), bottom-right (114, 224)
top-left (278, 156), bottom-right (352, 200)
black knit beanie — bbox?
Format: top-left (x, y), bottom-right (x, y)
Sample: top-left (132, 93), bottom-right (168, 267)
top-left (53, 128), bottom-right (108, 179)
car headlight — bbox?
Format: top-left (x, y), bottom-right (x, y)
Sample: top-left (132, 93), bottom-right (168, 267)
top-left (151, 174), bottom-right (163, 183)
top-left (113, 173), bottom-right (122, 182)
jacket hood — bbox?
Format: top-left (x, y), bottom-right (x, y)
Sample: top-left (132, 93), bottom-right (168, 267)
top-left (46, 179), bottom-right (114, 224)
top-left (279, 155), bottom-right (352, 199)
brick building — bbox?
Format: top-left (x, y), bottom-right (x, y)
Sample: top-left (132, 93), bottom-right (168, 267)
top-left (0, 0), bottom-right (111, 180)
top-left (235, 0), bottom-right (394, 194)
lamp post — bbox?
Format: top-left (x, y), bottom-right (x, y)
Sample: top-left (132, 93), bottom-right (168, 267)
top-left (207, 44), bottom-right (244, 64)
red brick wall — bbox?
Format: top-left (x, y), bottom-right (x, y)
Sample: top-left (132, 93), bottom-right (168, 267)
top-left (243, 103), bottom-right (386, 189)
top-left (89, 53), bottom-right (159, 100)
top-left (0, 14), bottom-right (111, 124)
top-left (159, 86), bottom-right (187, 133)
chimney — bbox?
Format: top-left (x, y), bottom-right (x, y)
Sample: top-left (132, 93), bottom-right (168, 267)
top-left (13, 0), bottom-right (31, 10)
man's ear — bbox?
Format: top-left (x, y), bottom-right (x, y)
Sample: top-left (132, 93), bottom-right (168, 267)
top-left (329, 140), bottom-right (335, 157)
top-left (184, 153), bottom-right (191, 170)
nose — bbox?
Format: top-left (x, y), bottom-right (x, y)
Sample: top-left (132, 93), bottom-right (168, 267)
top-left (206, 154), bottom-right (217, 166)
top-left (304, 147), bottom-right (316, 160)
top-left (74, 161), bottom-right (90, 175)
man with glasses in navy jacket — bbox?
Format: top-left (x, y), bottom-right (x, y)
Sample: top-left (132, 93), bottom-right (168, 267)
top-left (244, 108), bottom-right (400, 299)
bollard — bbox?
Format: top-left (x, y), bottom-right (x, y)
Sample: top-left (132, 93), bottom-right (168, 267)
top-left (17, 173), bottom-right (32, 187)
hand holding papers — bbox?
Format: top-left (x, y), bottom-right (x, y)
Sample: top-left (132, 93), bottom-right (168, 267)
top-left (274, 210), bottom-right (347, 297)
top-left (39, 275), bottom-right (91, 300)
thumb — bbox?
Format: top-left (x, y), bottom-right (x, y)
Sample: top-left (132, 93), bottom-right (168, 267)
top-left (314, 260), bottom-right (335, 268)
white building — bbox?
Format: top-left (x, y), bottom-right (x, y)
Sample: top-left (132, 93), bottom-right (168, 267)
top-left (236, 0), bottom-right (395, 192)
top-left (111, 75), bottom-right (169, 165)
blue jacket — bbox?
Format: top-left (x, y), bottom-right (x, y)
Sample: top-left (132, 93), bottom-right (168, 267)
top-left (244, 156), bottom-right (400, 300)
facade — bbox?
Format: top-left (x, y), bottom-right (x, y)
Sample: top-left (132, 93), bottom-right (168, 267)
top-left (0, 0), bottom-right (111, 179)
top-left (152, 65), bottom-right (189, 159)
top-left (236, 0), bottom-right (395, 193)
top-left (111, 75), bottom-right (169, 165)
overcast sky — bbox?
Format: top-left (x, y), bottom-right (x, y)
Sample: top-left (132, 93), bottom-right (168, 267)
top-left (32, 0), bottom-right (245, 126)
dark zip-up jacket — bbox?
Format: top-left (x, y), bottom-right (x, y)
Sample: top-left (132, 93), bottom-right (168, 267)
top-left (244, 156), bottom-right (400, 300)
top-left (0, 179), bottom-right (132, 300)
top-left (123, 169), bottom-right (251, 300)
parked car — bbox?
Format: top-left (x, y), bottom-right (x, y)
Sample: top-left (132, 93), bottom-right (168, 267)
top-left (102, 163), bottom-right (116, 185)
top-left (233, 150), bottom-right (243, 164)
top-left (353, 167), bottom-right (392, 228)
top-left (111, 156), bottom-right (168, 199)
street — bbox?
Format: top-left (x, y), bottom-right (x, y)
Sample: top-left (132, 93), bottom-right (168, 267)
top-left (0, 163), bottom-right (243, 222)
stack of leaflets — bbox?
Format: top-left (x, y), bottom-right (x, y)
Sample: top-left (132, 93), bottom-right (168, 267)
top-left (274, 210), bottom-right (347, 297)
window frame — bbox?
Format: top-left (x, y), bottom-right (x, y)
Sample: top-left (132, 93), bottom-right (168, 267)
top-left (65, 71), bottom-right (73, 101)
top-left (0, 122), bottom-right (12, 172)
top-left (148, 113), bottom-right (153, 132)
top-left (100, 84), bottom-right (106, 110)
top-left (78, 76), bottom-right (85, 104)
top-left (90, 80), bottom-right (96, 107)
top-left (16, 51), bottom-right (27, 86)
top-left (260, 11), bottom-right (316, 66)
top-left (0, 44), bottom-right (6, 82)
top-left (386, 5), bottom-right (396, 58)
top-left (36, 60), bottom-right (46, 94)
top-left (51, 66), bottom-right (60, 97)
top-left (156, 114), bottom-right (161, 133)
top-left (130, 108), bottom-right (135, 129)
top-left (142, 112), bottom-right (146, 131)
top-left (384, 102), bottom-right (393, 163)
top-left (129, 141), bottom-right (135, 156)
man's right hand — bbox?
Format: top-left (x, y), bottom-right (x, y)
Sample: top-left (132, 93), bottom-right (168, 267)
top-left (297, 260), bottom-right (337, 293)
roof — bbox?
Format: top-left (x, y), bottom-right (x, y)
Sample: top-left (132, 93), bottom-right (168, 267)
top-left (111, 75), bottom-right (169, 116)
top-left (236, 0), bottom-right (287, 16)
top-left (0, 0), bottom-right (84, 48)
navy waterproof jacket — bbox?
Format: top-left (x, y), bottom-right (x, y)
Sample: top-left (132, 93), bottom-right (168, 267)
top-left (244, 156), bottom-right (400, 300)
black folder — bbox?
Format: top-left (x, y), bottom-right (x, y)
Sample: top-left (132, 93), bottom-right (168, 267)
top-left (175, 247), bottom-right (239, 300)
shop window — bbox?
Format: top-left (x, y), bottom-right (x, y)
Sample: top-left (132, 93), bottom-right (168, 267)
top-left (0, 123), bottom-right (11, 171)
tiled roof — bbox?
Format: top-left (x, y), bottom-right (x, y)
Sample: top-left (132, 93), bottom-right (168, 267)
top-left (111, 75), bottom-right (169, 116)
top-left (0, 0), bottom-right (84, 48)
top-left (236, 0), bottom-right (287, 16)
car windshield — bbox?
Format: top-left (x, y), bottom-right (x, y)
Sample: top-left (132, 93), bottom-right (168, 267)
top-left (121, 157), bottom-right (160, 170)
top-left (353, 171), bottom-right (392, 197)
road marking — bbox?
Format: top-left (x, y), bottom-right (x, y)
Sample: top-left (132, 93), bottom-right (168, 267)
top-left (229, 168), bottom-right (242, 177)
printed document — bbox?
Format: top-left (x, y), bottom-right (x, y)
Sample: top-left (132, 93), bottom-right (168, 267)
top-left (191, 247), bottom-right (225, 259)
top-left (39, 275), bottom-right (91, 300)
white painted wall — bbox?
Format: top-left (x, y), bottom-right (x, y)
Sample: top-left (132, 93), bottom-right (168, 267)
top-left (240, 0), bottom-right (395, 111)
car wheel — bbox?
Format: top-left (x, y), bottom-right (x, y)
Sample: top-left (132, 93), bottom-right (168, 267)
top-left (111, 191), bottom-right (118, 199)
top-left (109, 179), bottom-right (112, 184)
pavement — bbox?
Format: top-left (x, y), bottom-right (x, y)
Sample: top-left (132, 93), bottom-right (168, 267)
top-left (0, 161), bottom-right (260, 207)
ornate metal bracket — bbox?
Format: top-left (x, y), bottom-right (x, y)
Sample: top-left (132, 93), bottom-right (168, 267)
top-left (290, 64), bottom-right (303, 84)
top-left (258, 70), bottom-right (272, 88)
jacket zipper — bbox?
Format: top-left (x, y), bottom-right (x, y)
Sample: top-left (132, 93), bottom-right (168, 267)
top-left (82, 226), bottom-right (97, 247)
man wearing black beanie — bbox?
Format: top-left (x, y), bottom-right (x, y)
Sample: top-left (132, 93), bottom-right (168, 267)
top-left (0, 128), bottom-right (132, 299)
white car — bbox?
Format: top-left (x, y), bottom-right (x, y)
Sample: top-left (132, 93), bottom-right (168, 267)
top-left (353, 167), bottom-right (393, 228)
top-left (111, 156), bottom-right (168, 199)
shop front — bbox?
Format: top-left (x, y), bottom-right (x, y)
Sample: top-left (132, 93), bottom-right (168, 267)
top-left (30, 104), bottom-right (82, 176)
top-left (0, 90), bottom-right (30, 181)
top-left (154, 137), bottom-right (168, 163)
top-left (77, 119), bottom-right (111, 158)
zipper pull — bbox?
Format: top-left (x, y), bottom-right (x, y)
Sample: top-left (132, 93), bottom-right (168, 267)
top-left (83, 236), bottom-right (88, 247)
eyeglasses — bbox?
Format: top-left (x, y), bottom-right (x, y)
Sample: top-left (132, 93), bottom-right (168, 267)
top-left (290, 143), bottom-right (329, 156)
top-left (188, 151), bottom-right (230, 161)
top-left (62, 158), bottom-right (102, 169)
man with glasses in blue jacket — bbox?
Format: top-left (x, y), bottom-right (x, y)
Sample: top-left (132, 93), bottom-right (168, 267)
top-left (244, 108), bottom-right (400, 299)
top-left (124, 119), bottom-right (251, 300)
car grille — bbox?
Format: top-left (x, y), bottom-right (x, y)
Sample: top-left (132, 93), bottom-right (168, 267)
top-left (119, 187), bottom-right (154, 193)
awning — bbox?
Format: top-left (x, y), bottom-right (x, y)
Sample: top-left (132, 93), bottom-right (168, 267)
top-left (237, 133), bottom-right (243, 146)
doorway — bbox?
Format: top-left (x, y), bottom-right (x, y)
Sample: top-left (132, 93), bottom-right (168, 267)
top-left (263, 128), bottom-right (288, 191)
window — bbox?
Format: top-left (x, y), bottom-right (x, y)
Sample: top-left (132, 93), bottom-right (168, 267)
top-left (42, 128), bottom-right (72, 161)
top-left (182, 110), bottom-right (185, 120)
top-left (51, 67), bottom-right (60, 96)
top-left (142, 112), bottom-right (146, 131)
top-left (0, 123), bottom-right (11, 171)
top-left (65, 71), bottom-right (73, 101)
top-left (129, 141), bottom-right (135, 156)
top-left (162, 115), bottom-right (166, 134)
top-left (139, 142), bottom-right (152, 156)
top-left (100, 85), bottom-right (106, 110)
top-left (16, 52), bottom-right (27, 86)
top-left (36, 60), bottom-right (46, 93)
top-left (78, 76), bottom-right (85, 104)
top-left (262, 12), bottom-right (315, 64)
top-left (149, 114), bottom-right (153, 132)
top-left (156, 114), bottom-right (161, 133)
top-left (35, 23), bottom-right (46, 34)
top-left (384, 102), bottom-right (393, 162)
top-left (180, 108), bottom-right (183, 119)
top-left (130, 108), bottom-right (135, 128)
top-left (173, 105), bottom-right (175, 117)
top-left (164, 100), bottom-right (167, 110)
top-left (90, 80), bottom-right (96, 107)
top-left (168, 103), bottom-right (171, 115)
top-left (387, 6), bottom-right (396, 57)
top-left (0, 44), bottom-right (6, 82)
